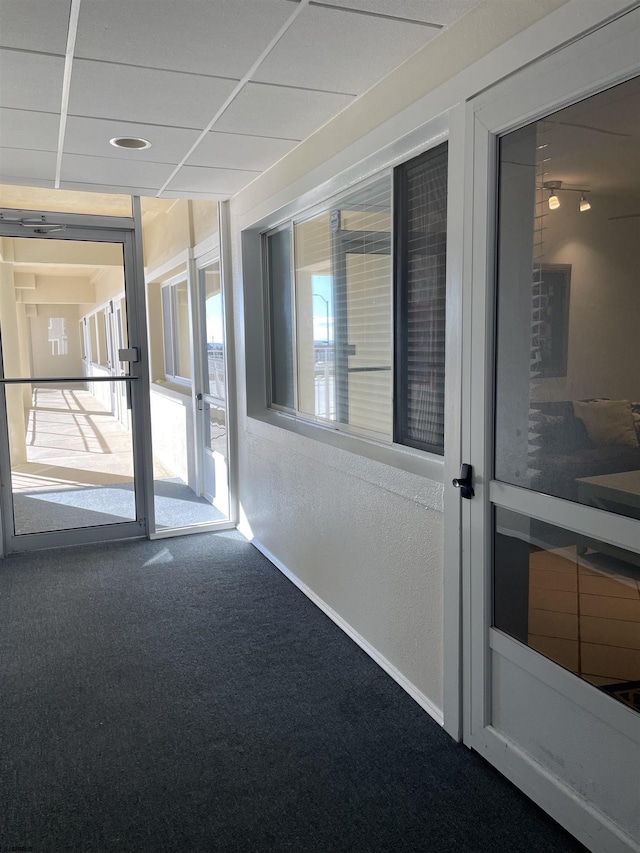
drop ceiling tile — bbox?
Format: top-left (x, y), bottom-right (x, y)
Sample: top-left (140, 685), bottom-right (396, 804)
top-left (0, 0), bottom-right (71, 53)
top-left (0, 108), bottom-right (59, 151)
top-left (68, 60), bottom-right (238, 129)
top-left (59, 181), bottom-right (159, 197)
top-left (0, 50), bottom-right (64, 112)
top-left (60, 153), bottom-right (175, 190)
top-left (254, 5), bottom-right (438, 95)
top-left (167, 165), bottom-right (260, 195)
top-left (214, 82), bottom-right (354, 140)
top-left (314, 0), bottom-right (482, 27)
top-left (75, 0), bottom-right (295, 78)
top-left (64, 116), bottom-right (200, 163)
top-left (159, 190), bottom-right (229, 201)
top-left (0, 147), bottom-right (57, 181)
top-left (187, 131), bottom-right (298, 171)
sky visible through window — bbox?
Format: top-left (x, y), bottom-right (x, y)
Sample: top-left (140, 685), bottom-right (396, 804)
top-left (312, 275), bottom-right (333, 344)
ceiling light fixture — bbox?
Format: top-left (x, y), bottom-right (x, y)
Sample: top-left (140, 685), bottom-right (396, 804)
top-left (544, 180), bottom-right (562, 210)
top-left (579, 194), bottom-right (592, 212)
top-left (109, 137), bottom-right (151, 150)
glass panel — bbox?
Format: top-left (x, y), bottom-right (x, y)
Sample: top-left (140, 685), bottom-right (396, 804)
top-left (6, 381), bottom-right (136, 534)
top-left (173, 281), bottom-right (192, 380)
top-left (395, 143), bottom-right (448, 454)
top-left (294, 174), bottom-right (392, 438)
top-left (204, 401), bottom-right (229, 519)
top-left (494, 507), bottom-right (639, 714)
top-left (495, 76), bottom-right (640, 519)
top-left (267, 228), bottom-right (294, 409)
top-left (0, 184), bottom-right (132, 217)
top-left (149, 387), bottom-right (227, 528)
top-left (161, 286), bottom-right (174, 377)
top-left (202, 263), bottom-right (225, 400)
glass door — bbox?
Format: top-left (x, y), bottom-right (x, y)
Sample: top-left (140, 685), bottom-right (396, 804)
top-left (464, 16), bottom-right (640, 851)
top-left (0, 218), bottom-right (148, 553)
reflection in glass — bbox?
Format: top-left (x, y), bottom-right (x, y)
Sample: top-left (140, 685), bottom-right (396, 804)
top-left (495, 76), bottom-right (640, 518)
top-left (494, 507), bottom-right (640, 714)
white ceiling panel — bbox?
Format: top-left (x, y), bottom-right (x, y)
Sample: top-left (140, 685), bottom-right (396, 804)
top-left (64, 116), bottom-right (200, 163)
top-left (254, 5), bottom-right (438, 95)
top-left (0, 0), bottom-right (71, 54)
top-left (158, 190), bottom-right (229, 201)
top-left (314, 0), bottom-right (482, 27)
top-left (59, 181), bottom-right (159, 197)
top-left (68, 60), bottom-right (238, 129)
top-left (167, 165), bottom-right (261, 195)
top-left (0, 108), bottom-right (59, 151)
top-left (186, 131), bottom-right (298, 172)
top-left (75, 0), bottom-right (295, 79)
top-left (0, 147), bottom-right (57, 181)
top-left (214, 82), bottom-right (354, 140)
top-left (0, 50), bottom-right (64, 112)
top-left (60, 154), bottom-right (175, 189)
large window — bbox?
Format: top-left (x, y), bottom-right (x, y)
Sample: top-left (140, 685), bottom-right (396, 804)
top-left (264, 143), bottom-right (448, 453)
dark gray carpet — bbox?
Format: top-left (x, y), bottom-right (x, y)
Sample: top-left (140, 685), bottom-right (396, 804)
top-left (0, 533), bottom-right (586, 852)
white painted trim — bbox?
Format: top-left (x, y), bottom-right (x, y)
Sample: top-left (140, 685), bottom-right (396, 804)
top-left (193, 232), bottom-right (220, 264)
top-left (490, 481), bottom-right (640, 556)
top-left (150, 521), bottom-right (236, 540)
top-left (54, 0), bottom-right (81, 189)
top-left (144, 249), bottom-right (190, 284)
top-left (476, 726), bottom-right (640, 853)
top-left (250, 536), bottom-right (445, 727)
top-left (490, 630), bottom-right (639, 744)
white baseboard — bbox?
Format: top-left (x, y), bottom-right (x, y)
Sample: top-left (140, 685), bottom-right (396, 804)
top-left (251, 537), bottom-right (445, 728)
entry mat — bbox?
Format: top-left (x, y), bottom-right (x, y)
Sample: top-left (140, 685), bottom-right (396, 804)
top-left (601, 680), bottom-right (640, 712)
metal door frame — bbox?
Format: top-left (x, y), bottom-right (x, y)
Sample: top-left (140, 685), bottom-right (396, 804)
top-left (0, 204), bottom-right (154, 555)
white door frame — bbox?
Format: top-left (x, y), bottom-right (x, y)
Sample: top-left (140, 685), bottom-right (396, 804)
top-left (461, 8), bottom-right (640, 852)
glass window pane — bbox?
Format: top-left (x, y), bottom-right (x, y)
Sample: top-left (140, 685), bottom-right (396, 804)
top-left (395, 143), bottom-right (448, 454)
top-left (494, 507), bottom-right (639, 714)
top-left (173, 281), bottom-right (192, 380)
top-left (267, 228), bottom-right (294, 409)
top-left (6, 381), bottom-right (136, 534)
top-left (202, 264), bottom-right (225, 400)
top-left (495, 76), bottom-right (640, 519)
top-left (161, 286), bottom-right (174, 377)
top-left (294, 174), bottom-right (393, 439)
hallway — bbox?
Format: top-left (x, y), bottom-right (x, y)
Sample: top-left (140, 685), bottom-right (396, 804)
top-left (0, 533), bottom-right (585, 853)
top-left (9, 386), bottom-right (219, 534)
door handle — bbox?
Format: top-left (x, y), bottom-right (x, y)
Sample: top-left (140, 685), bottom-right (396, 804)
top-left (452, 463), bottom-right (474, 499)
top-left (196, 392), bottom-right (204, 411)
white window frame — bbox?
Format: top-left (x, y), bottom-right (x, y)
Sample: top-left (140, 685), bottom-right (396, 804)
top-left (248, 115), bottom-right (453, 485)
top-left (160, 273), bottom-right (192, 387)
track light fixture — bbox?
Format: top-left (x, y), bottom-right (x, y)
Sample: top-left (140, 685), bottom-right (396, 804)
top-left (542, 181), bottom-right (592, 212)
top-left (544, 180), bottom-right (562, 210)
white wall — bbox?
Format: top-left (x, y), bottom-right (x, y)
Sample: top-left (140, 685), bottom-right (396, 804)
top-left (228, 0), bottom-right (576, 720)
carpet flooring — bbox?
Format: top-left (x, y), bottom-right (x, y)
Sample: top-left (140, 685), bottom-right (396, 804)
top-left (0, 533), bottom-right (587, 852)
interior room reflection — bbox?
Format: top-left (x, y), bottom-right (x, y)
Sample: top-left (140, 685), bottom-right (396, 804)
top-left (493, 75), bottom-right (640, 714)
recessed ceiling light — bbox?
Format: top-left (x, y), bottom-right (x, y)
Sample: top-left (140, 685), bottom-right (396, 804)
top-left (109, 137), bottom-right (151, 150)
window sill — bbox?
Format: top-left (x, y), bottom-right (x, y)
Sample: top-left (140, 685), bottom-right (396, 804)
top-left (247, 408), bottom-right (445, 490)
